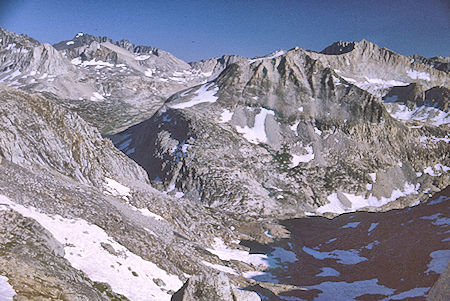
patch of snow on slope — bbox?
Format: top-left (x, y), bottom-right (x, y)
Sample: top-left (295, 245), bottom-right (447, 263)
top-left (317, 182), bottom-right (420, 214)
top-left (0, 275), bottom-right (15, 301)
top-left (243, 270), bottom-right (279, 283)
top-left (351, 78), bottom-right (409, 96)
top-left (90, 92), bottom-right (104, 101)
top-left (386, 104), bottom-right (449, 126)
top-left (423, 164), bottom-right (450, 176)
top-left (70, 57), bottom-right (82, 65)
top-left (206, 238), bottom-right (268, 268)
top-left (66, 41), bottom-right (74, 45)
top-left (201, 261), bottom-right (237, 275)
top-left (249, 50), bottom-right (285, 63)
top-left (290, 120), bottom-right (300, 136)
top-left (290, 146), bottom-right (315, 167)
top-left (169, 83), bottom-right (218, 109)
top-left (407, 69), bottom-right (431, 81)
top-left (0, 195), bottom-right (182, 301)
top-left (135, 55), bottom-right (151, 61)
top-left (219, 109), bottom-right (233, 123)
top-left (81, 59), bottom-right (115, 68)
top-left (144, 68), bottom-right (154, 77)
top-left (235, 108), bottom-right (275, 144)
top-left (317, 193), bottom-right (346, 214)
top-left (104, 178), bottom-right (131, 200)
top-left (137, 208), bottom-right (165, 221)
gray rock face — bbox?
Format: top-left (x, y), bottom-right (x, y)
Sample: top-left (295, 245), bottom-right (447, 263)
top-left (0, 86), bottom-right (148, 186)
top-left (112, 46), bottom-right (449, 218)
top-left (310, 39), bottom-right (449, 97)
top-left (171, 272), bottom-right (260, 301)
top-left (0, 86), bottom-right (267, 300)
top-left (410, 54), bottom-right (450, 73)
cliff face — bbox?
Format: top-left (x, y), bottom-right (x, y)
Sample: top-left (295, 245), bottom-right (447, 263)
top-left (0, 86), bottom-right (268, 300)
top-left (111, 46), bottom-right (449, 218)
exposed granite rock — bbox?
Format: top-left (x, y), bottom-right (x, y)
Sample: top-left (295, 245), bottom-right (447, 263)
top-left (428, 263), bottom-right (450, 301)
top-left (111, 46), bottom-right (449, 219)
top-left (171, 272), bottom-right (260, 301)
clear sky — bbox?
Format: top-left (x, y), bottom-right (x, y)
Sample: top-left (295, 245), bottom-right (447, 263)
top-left (1, 0), bottom-right (449, 62)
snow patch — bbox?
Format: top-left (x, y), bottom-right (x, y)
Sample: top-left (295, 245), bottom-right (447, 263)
top-left (235, 108), bottom-right (275, 144)
top-left (169, 83), bottom-right (218, 109)
top-left (317, 182), bottom-right (420, 214)
top-left (0, 195), bottom-right (182, 301)
top-left (206, 238), bottom-right (268, 268)
top-left (423, 164), bottom-right (450, 176)
top-left (201, 261), bottom-right (236, 275)
top-left (249, 50), bottom-right (285, 63)
top-left (386, 104), bottom-right (449, 126)
top-left (90, 92), bottom-right (104, 101)
top-left (70, 57), bottom-right (82, 65)
top-left (135, 55), bottom-right (151, 61)
top-left (0, 275), bottom-right (15, 301)
top-left (219, 109), bottom-right (233, 123)
top-left (290, 146), bottom-right (314, 167)
top-left (104, 178), bottom-right (131, 200)
top-left (407, 69), bottom-right (431, 81)
top-left (66, 41), bottom-right (74, 45)
top-left (137, 208), bottom-right (165, 221)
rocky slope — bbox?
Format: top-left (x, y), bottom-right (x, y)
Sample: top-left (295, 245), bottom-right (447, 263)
top-left (0, 28), bottom-right (247, 134)
top-left (0, 86), bottom-right (272, 300)
top-left (111, 44), bottom-right (449, 219)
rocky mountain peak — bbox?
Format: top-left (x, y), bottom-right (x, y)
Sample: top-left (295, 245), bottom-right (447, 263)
top-left (0, 26), bottom-right (40, 48)
top-left (320, 40), bottom-right (356, 55)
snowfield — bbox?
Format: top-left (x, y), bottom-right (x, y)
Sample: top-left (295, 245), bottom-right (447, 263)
top-left (317, 182), bottom-right (420, 214)
top-left (235, 108), bottom-right (275, 144)
top-left (0, 275), bottom-right (15, 301)
top-left (0, 195), bottom-right (182, 301)
top-left (169, 83), bottom-right (218, 109)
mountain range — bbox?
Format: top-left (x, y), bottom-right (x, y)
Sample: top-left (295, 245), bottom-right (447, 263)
top-left (0, 26), bottom-right (448, 300)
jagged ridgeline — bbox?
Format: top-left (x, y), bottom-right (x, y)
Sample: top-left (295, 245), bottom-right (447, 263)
top-left (0, 27), bottom-right (242, 134)
top-left (0, 26), bottom-right (449, 300)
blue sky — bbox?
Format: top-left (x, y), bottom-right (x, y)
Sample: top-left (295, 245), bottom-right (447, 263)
top-left (1, 0), bottom-right (449, 62)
